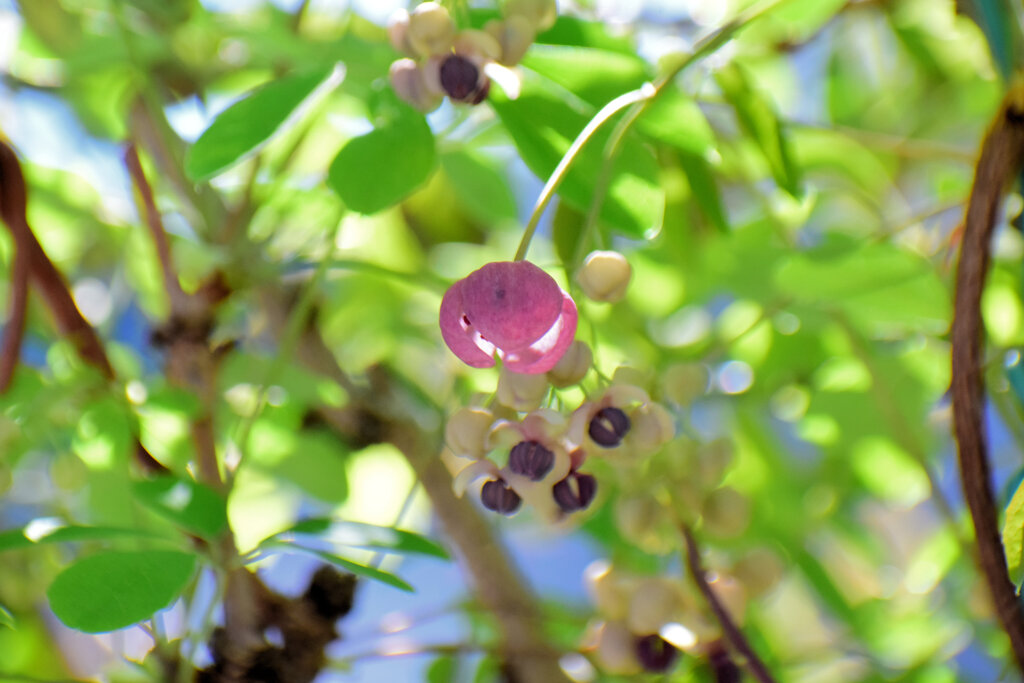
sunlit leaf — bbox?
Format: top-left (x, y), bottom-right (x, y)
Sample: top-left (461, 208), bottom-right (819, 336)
top-left (262, 540), bottom-right (414, 592)
top-left (0, 522), bottom-right (166, 553)
top-left (0, 603), bottom-right (14, 629)
top-left (327, 102), bottom-right (437, 214)
top-left (715, 63), bottom-right (801, 197)
top-left (490, 68), bottom-right (664, 239)
top-left (521, 45), bottom-right (648, 107)
top-left (440, 149), bottom-right (518, 224)
top-left (273, 519), bottom-right (449, 559)
top-left (1005, 477), bottom-right (1024, 584)
top-left (185, 64), bottom-right (344, 181)
top-left (132, 476), bottom-right (228, 539)
top-left (47, 550), bottom-right (196, 633)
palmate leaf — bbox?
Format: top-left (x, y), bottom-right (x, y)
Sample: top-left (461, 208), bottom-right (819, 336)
top-left (261, 540), bottom-right (414, 592)
top-left (47, 550), bottom-right (197, 633)
top-left (185, 64), bottom-right (344, 181)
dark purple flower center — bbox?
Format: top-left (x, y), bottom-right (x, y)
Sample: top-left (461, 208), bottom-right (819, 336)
top-left (480, 479), bottom-right (521, 515)
top-left (552, 472), bottom-right (597, 512)
top-left (508, 440), bottom-right (555, 481)
top-left (588, 406), bottom-right (631, 447)
top-left (634, 634), bottom-right (680, 673)
top-left (440, 54), bottom-right (480, 101)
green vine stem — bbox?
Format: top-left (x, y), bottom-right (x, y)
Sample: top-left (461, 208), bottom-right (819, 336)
top-left (513, 0), bottom-right (785, 264)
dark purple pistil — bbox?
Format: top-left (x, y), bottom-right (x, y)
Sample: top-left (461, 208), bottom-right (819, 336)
top-left (480, 479), bottom-right (521, 515)
top-left (508, 440), bottom-right (555, 481)
top-left (634, 634), bottom-right (680, 673)
top-left (552, 472), bottom-right (597, 512)
top-left (440, 55), bottom-right (480, 101)
top-left (588, 406), bottom-right (631, 447)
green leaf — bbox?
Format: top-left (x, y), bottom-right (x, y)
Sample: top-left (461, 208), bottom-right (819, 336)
top-left (263, 540), bottom-right (414, 592)
top-left (715, 63), bottom-right (801, 197)
top-left (521, 45), bottom-right (648, 107)
top-left (185, 64), bottom-right (344, 181)
top-left (0, 603), bottom-right (13, 629)
top-left (677, 151), bottom-right (728, 233)
top-left (1006, 477), bottom-right (1024, 584)
top-left (275, 519), bottom-right (449, 559)
top-left (427, 655), bottom-right (457, 683)
top-left (490, 68), bottom-right (664, 239)
top-left (0, 522), bottom-right (166, 553)
top-left (774, 240), bottom-right (949, 334)
top-left (440, 149), bottom-right (518, 224)
top-left (327, 103), bottom-right (436, 214)
top-left (47, 550), bottom-right (197, 633)
top-left (637, 89), bottom-right (717, 158)
top-left (132, 476), bottom-right (228, 539)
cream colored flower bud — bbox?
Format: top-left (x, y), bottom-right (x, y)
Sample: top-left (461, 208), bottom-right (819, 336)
top-left (445, 406), bottom-right (495, 458)
top-left (701, 487), bottom-right (751, 538)
top-left (708, 574), bottom-right (746, 623)
top-left (484, 16), bottom-right (535, 65)
top-left (504, 0), bottom-right (558, 32)
top-left (732, 547), bottom-right (783, 598)
top-left (387, 9), bottom-right (415, 56)
top-left (627, 577), bottom-right (687, 635)
top-left (577, 251), bottom-right (632, 302)
top-left (584, 560), bottom-right (632, 620)
top-left (452, 29), bottom-right (502, 61)
top-left (662, 362), bottom-right (709, 405)
top-left (547, 340), bottom-right (592, 388)
top-left (497, 366), bottom-right (549, 411)
top-left (389, 59), bottom-right (443, 112)
top-left (629, 402), bottom-right (674, 454)
top-left (594, 620), bottom-right (642, 675)
top-left (407, 2), bottom-right (456, 57)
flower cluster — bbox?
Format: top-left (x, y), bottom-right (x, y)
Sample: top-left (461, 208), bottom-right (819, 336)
top-left (387, 0), bottom-right (556, 112)
top-left (440, 254), bottom-right (674, 520)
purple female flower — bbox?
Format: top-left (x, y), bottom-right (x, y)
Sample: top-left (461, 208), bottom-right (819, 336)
top-left (439, 261), bottom-right (577, 374)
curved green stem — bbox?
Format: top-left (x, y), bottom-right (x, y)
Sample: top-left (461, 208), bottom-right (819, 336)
top-left (578, 0), bottom-right (785, 263)
top-left (512, 85), bottom-right (654, 262)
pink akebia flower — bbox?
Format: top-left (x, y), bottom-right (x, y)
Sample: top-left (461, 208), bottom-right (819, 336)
top-left (439, 261), bottom-right (577, 374)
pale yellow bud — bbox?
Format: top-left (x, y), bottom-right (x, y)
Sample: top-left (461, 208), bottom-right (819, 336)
top-left (629, 402), bottom-right (674, 454)
top-left (662, 362), bottom-right (709, 405)
top-left (577, 250), bottom-right (632, 302)
top-left (584, 560), bottom-right (632, 620)
top-left (504, 0), bottom-right (558, 32)
top-left (407, 2), bottom-right (456, 57)
top-left (389, 59), bottom-right (443, 112)
top-left (484, 16), bottom-right (535, 65)
top-left (701, 487), bottom-right (751, 538)
top-left (452, 29), bottom-right (502, 61)
top-left (732, 547), bottom-right (783, 598)
top-left (594, 620), bottom-right (642, 675)
top-left (708, 574), bottom-right (746, 623)
top-left (627, 577), bottom-right (687, 635)
top-left (496, 366), bottom-right (549, 411)
top-left (444, 406), bottom-right (495, 458)
top-left (547, 340), bottom-right (592, 388)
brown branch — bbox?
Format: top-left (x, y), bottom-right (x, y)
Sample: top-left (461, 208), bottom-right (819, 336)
top-left (951, 84), bottom-right (1024, 676)
top-left (0, 245), bottom-right (29, 392)
top-left (0, 140), bottom-right (167, 474)
top-left (681, 524), bottom-right (776, 683)
top-left (124, 142), bottom-right (186, 310)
